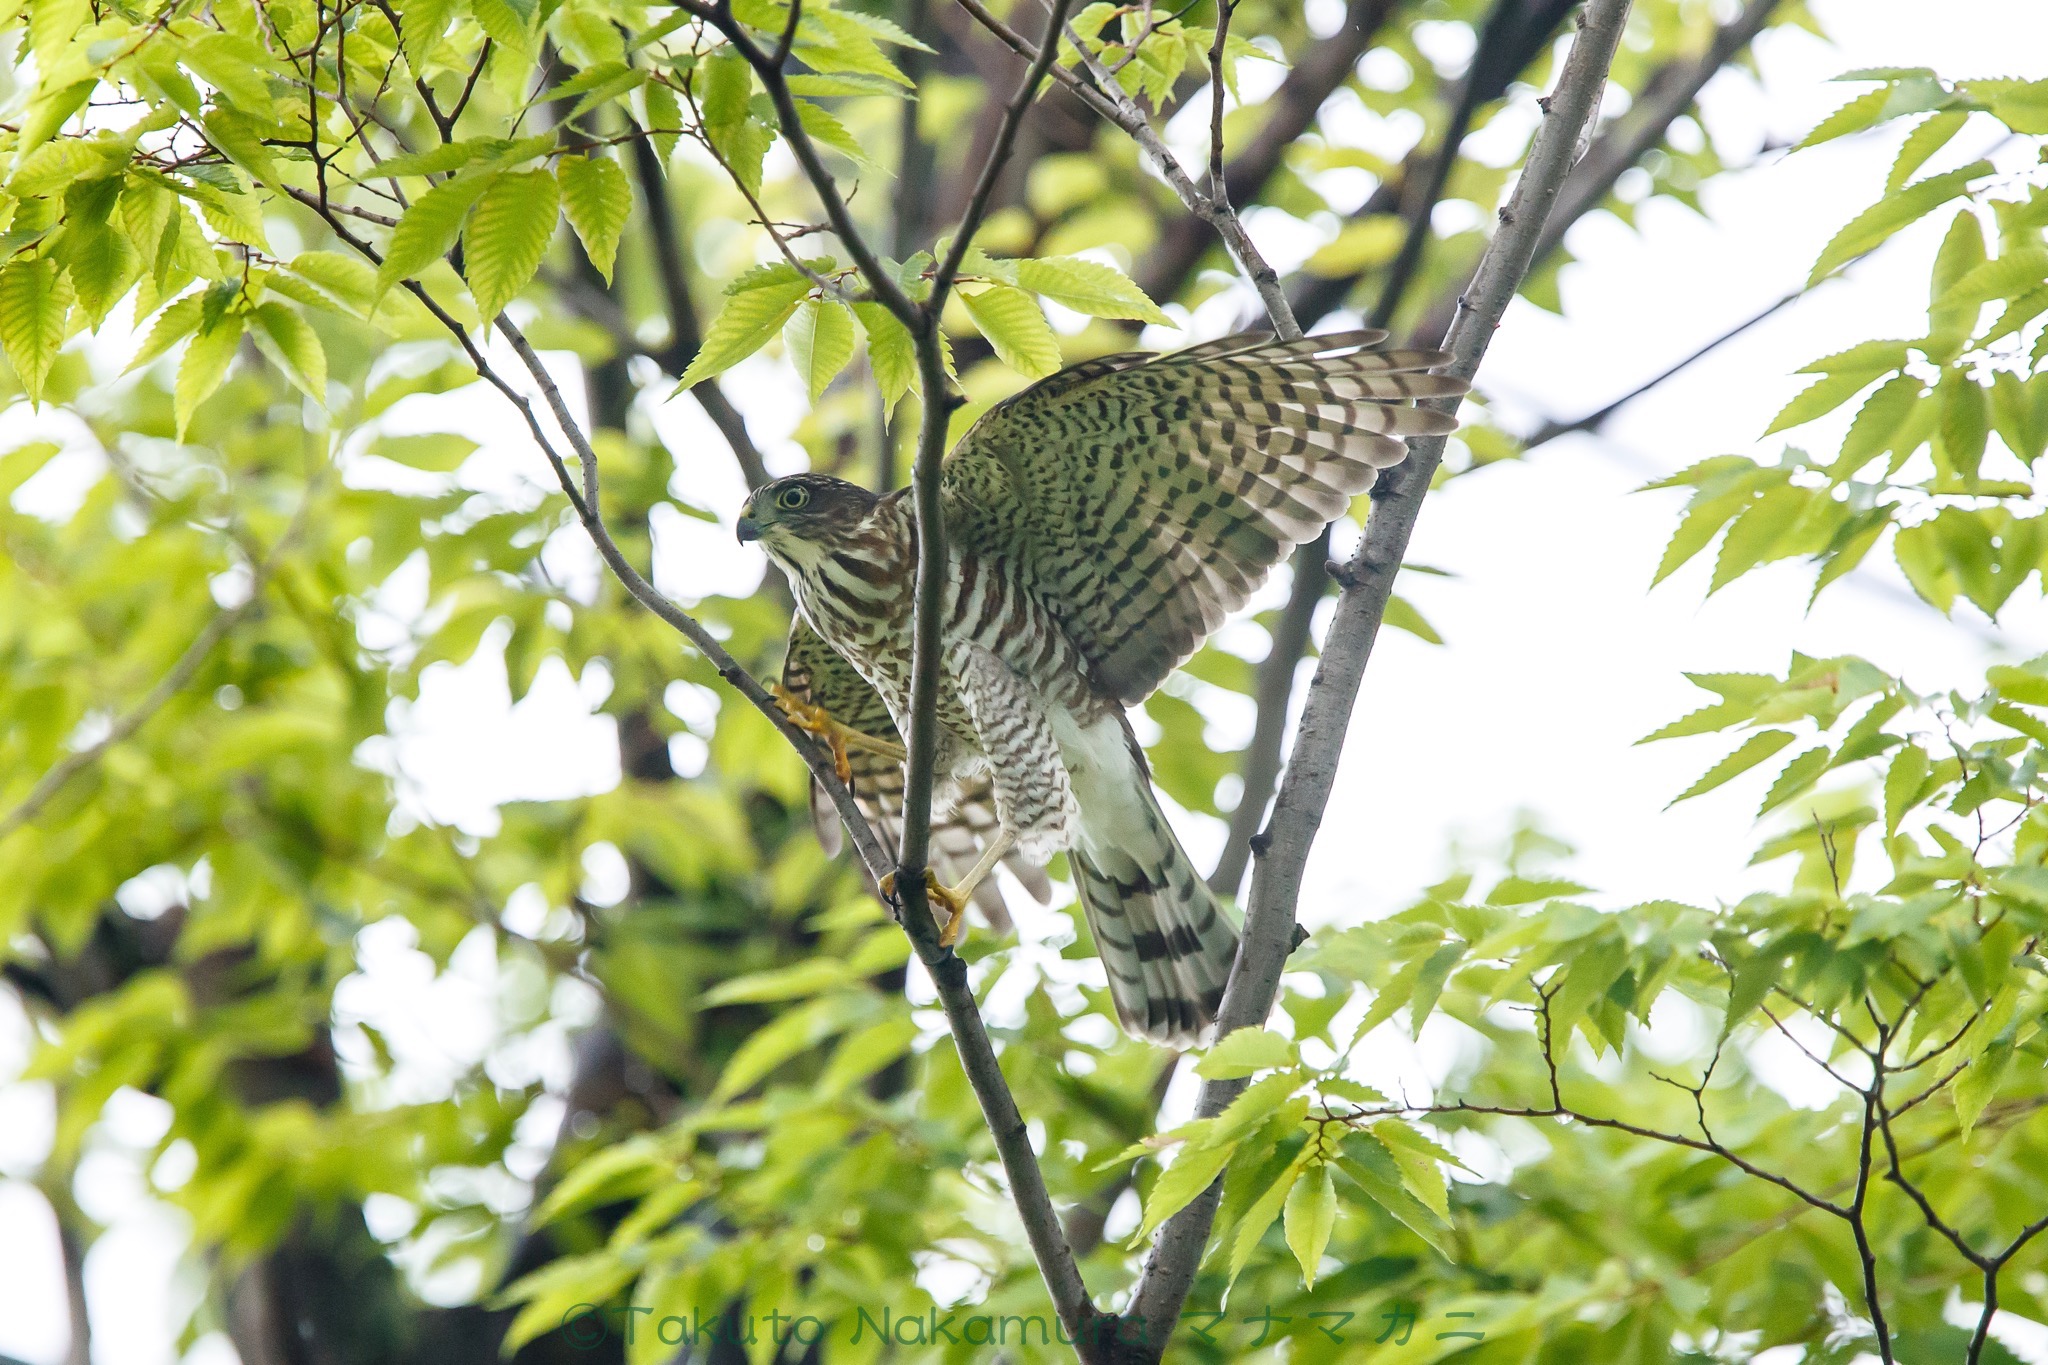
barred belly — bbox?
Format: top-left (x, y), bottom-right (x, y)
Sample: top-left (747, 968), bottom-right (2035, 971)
top-left (788, 503), bottom-right (1106, 778)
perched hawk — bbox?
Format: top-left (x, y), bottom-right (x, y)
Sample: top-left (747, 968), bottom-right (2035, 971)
top-left (737, 330), bottom-right (1466, 1045)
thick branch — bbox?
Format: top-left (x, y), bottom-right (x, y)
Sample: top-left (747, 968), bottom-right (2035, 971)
top-left (1119, 2), bottom-right (1636, 1350)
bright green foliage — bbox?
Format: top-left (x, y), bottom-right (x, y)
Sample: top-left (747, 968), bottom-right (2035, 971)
top-left (10, 0), bottom-right (2022, 1361)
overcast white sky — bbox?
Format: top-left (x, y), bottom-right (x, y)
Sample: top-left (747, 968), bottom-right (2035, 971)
top-left (6, 3), bottom-right (2048, 1361)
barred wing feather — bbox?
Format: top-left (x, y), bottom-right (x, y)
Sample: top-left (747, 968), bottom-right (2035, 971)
top-left (941, 329), bottom-right (1466, 704)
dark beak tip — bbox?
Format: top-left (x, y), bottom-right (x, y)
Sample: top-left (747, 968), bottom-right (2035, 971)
top-left (735, 516), bottom-right (761, 543)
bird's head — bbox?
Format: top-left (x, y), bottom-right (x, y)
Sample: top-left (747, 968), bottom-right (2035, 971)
top-left (735, 474), bottom-right (879, 569)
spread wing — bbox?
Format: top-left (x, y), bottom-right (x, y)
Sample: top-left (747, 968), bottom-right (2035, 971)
top-left (780, 618), bottom-right (1047, 929)
top-left (941, 329), bottom-right (1466, 704)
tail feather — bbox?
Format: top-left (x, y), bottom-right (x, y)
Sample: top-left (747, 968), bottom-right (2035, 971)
top-left (1070, 780), bottom-right (1239, 1048)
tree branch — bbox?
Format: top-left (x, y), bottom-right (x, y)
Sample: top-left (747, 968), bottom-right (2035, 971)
top-left (0, 488), bottom-right (313, 843)
top-left (1134, 0), bottom-right (1394, 307)
top-left (627, 132), bottom-right (772, 490)
top-left (1404, 0), bottom-right (1784, 345)
top-left (1118, 3), bottom-right (1636, 1350)
top-left (954, 0), bottom-right (1299, 335)
top-left (688, 1), bottom-right (1109, 1349)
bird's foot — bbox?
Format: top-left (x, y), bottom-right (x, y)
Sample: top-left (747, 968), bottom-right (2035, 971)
top-left (770, 684), bottom-right (904, 784)
top-left (878, 871), bottom-right (973, 949)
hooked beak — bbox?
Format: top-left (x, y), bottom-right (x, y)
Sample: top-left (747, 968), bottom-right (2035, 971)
top-left (735, 514), bottom-right (762, 543)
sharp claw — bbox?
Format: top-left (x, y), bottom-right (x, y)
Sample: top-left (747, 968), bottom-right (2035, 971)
top-left (770, 684), bottom-right (896, 783)
top-left (937, 889), bottom-right (969, 948)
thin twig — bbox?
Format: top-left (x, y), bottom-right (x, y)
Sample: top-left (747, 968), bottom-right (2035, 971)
top-left (0, 491), bottom-right (315, 843)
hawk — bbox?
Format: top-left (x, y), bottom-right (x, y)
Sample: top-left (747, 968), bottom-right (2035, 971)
top-left (737, 330), bottom-right (1466, 1045)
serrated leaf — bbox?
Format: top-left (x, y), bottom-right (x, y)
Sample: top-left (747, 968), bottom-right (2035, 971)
top-left (1195, 1027), bottom-right (1297, 1080)
top-left (1811, 161), bottom-right (1990, 284)
top-left (399, 0), bottom-right (466, 70)
top-left (128, 292), bottom-right (204, 371)
top-left (1014, 255), bottom-right (1170, 323)
top-left (288, 251), bottom-right (379, 317)
top-left (675, 274), bottom-right (812, 389)
top-left (1282, 1162), bottom-right (1335, 1288)
top-left (463, 170), bottom-right (558, 323)
top-left (1335, 1133), bottom-right (1453, 1258)
top-left (784, 297), bottom-right (854, 403)
top-left (1796, 87), bottom-right (1890, 149)
top-left (1884, 743), bottom-right (1929, 834)
top-left (1669, 730), bottom-right (1798, 806)
top-left (1767, 371), bottom-right (1875, 435)
top-left (557, 156), bottom-right (631, 284)
top-left (961, 284), bottom-right (1060, 378)
top-left (0, 257), bottom-right (74, 404)
top-left (248, 301), bottom-right (326, 404)
top-left (1760, 745), bottom-right (1831, 816)
top-left (1372, 1120), bottom-right (1455, 1220)
top-left (1955, 1036), bottom-right (2013, 1138)
top-left (1129, 1135), bottom-right (1238, 1246)
top-left (1836, 374), bottom-right (1923, 474)
top-left (855, 301), bottom-right (915, 405)
top-left (376, 171), bottom-right (495, 298)
top-left (1225, 1148), bottom-right (1308, 1291)
top-left (1882, 107), bottom-right (1962, 190)
top-left (176, 316), bottom-right (244, 439)
top-left (795, 99), bottom-right (880, 171)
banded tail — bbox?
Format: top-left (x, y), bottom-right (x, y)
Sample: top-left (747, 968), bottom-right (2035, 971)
top-left (1067, 720), bottom-right (1240, 1047)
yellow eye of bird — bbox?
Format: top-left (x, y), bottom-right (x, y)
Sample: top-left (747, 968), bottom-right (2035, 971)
top-left (776, 486), bottom-right (809, 511)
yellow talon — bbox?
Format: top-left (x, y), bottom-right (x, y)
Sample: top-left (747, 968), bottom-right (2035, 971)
top-left (770, 684), bottom-right (904, 785)
top-left (771, 684), bottom-right (853, 783)
top-left (879, 870), bottom-right (973, 949)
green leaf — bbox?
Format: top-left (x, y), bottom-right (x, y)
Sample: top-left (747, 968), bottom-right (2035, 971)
top-left (961, 284), bottom-right (1060, 378)
top-left (675, 273), bottom-right (812, 390)
top-left (1712, 484), bottom-right (1811, 591)
top-left (128, 292), bottom-right (205, 371)
top-left (176, 316), bottom-right (244, 439)
top-left (1335, 1132), bottom-right (1453, 1258)
top-left (1225, 1147), bottom-right (1309, 1291)
top-left (371, 433), bottom-right (480, 471)
top-left (1195, 1027), bottom-right (1297, 1079)
top-left (1939, 374), bottom-right (1990, 481)
top-left (1129, 1136), bottom-right (1237, 1246)
top-left (1954, 1036), bottom-right (2013, 1138)
top-left (784, 297), bottom-right (854, 403)
top-left (1014, 255), bottom-right (1171, 324)
top-left (248, 301), bottom-right (327, 404)
top-left (287, 252), bottom-right (379, 317)
top-left (641, 80), bottom-right (682, 166)
top-left (855, 301), bottom-right (915, 405)
top-left (1372, 1120), bottom-right (1457, 1220)
top-left (399, 0), bottom-right (466, 70)
top-left (376, 171), bottom-right (496, 298)
top-left (1669, 730), bottom-right (1798, 806)
top-left (1884, 743), bottom-right (1930, 834)
top-left (1836, 374), bottom-right (1924, 474)
top-left (1810, 161), bottom-right (1991, 284)
top-left (795, 99), bottom-right (880, 171)
top-left (462, 169), bottom-right (559, 323)
top-left (1796, 87), bottom-right (1891, 149)
top-left (0, 257), bottom-right (74, 404)
top-left (1759, 745), bottom-right (1832, 816)
top-left (1282, 1162), bottom-right (1335, 1288)
top-left (1766, 372), bottom-right (1875, 435)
